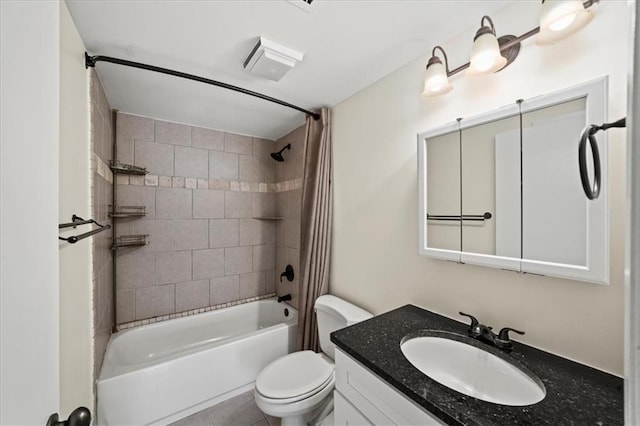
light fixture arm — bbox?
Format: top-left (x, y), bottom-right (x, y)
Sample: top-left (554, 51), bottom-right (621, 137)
top-left (432, 46), bottom-right (450, 74)
top-left (440, 0), bottom-right (598, 78)
top-left (480, 15), bottom-right (497, 35)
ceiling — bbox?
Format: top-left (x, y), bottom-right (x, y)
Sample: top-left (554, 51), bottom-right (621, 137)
top-left (66, 0), bottom-right (512, 140)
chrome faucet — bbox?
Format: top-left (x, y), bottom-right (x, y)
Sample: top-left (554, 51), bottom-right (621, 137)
top-left (459, 312), bottom-right (524, 352)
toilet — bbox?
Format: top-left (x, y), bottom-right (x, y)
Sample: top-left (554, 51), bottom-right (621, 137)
top-left (254, 295), bottom-right (372, 426)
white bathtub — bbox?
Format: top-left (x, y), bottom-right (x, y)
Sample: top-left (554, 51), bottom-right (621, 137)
top-left (97, 299), bottom-right (298, 425)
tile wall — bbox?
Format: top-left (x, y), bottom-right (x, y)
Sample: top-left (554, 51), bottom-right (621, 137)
top-left (114, 113), bottom-right (303, 323)
top-left (274, 126), bottom-right (306, 309)
top-left (90, 69), bottom-right (114, 377)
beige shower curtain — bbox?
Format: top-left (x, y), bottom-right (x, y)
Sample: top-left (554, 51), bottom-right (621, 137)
top-left (297, 108), bottom-right (332, 352)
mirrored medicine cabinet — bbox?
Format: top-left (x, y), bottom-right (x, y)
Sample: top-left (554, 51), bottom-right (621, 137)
top-left (417, 77), bottom-right (609, 284)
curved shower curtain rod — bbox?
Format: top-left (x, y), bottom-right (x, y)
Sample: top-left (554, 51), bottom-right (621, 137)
top-left (85, 53), bottom-right (321, 121)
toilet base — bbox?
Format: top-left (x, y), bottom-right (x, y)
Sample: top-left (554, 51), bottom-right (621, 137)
top-left (269, 393), bottom-right (334, 426)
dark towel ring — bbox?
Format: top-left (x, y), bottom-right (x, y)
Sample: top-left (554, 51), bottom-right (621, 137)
top-left (578, 118), bottom-right (626, 200)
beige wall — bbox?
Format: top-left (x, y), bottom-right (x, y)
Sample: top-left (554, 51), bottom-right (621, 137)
top-left (59, 0), bottom-right (93, 415)
top-left (331, 2), bottom-right (629, 375)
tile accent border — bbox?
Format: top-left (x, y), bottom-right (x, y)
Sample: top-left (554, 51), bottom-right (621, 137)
top-left (117, 174), bottom-right (302, 193)
top-left (116, 292), bottom-right (277, 331)
top-left (92, 152), bottom-right (113, 184)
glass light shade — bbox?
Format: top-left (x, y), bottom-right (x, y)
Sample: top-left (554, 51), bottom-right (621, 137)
top-left (422, 60), bottom-right (452, 97)
top-left (466, 32), bottom-right (508, 76)
top-left (536, 0), bottom-right (594, 45)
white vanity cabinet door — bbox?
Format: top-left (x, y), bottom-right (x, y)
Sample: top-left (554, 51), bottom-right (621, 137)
top-left (334, 390), bottom-right (373, 426)
top-left (334, 349), bottom-right (445, 426)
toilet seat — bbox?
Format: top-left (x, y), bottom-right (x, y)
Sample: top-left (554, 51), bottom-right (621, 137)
top-left (256, 350), bottom-right (334, 403)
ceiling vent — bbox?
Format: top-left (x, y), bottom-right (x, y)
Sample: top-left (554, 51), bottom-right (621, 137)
top-left (243, 37), bottom-right (304, 81)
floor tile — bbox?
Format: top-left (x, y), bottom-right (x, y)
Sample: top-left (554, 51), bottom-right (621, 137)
top-left (169, 407), bottom-right (215, 426)
top-left (210, 391), bottom-right (266, 426)
top-left (265, 415), bottom-right (281, 426)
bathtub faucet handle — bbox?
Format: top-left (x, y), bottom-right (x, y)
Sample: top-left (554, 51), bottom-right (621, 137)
top-left (277, 294), bottom-right (292, 303)
top-left (280, 265), bottom-right (294, 282)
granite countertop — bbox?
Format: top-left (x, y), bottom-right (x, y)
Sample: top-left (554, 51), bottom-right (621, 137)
top-left (330, 304), bottom-right (623, 425)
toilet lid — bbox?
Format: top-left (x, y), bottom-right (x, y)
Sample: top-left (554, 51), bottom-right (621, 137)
top-left (256, 350), bottom-right (333, 400)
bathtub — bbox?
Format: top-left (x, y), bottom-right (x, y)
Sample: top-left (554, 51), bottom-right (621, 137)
top-left (97, 299), bottom-right (298, 425)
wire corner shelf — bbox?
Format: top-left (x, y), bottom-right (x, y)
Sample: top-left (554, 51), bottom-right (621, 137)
top-left (112, 234), bottom-right (148, 250)
top-left (110, 161), bottom-right (148, 175)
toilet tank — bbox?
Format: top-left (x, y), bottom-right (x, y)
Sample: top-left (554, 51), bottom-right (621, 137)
top-left (314, 295), bottom-right (372, 360)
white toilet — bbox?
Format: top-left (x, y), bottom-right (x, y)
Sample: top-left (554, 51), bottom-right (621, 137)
top-left (254, 295), bottom-right (372, 426)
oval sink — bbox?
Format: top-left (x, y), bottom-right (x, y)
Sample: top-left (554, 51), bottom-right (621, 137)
top-left (400, 332), bottom-right (545, 406)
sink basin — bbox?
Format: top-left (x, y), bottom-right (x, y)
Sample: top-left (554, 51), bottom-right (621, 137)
top-left (400, 331), bottom-right (545, 406)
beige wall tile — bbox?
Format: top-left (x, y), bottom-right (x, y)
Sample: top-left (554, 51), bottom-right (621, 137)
top-left (117, 290), bottom-right (135, 324)
top-left (116, 137), bottom-right (134, 165)
top-left (117, 113), bottom-right (154, 141)
top-left (194, 189), bottom-right (225, 218)
top-left (192, 126), bottom-right (224, 151)
top-left (193, 248), bottom-right (225, 280)
top-left (209, 150), bottom-right (238, 180)
top-left (253, 244), bottom-right (275, 272)
top-left (155, 120), bottom-right (191, 146)
top-left (174, 219), bottom-right (209, 251)
top-left (185, 177), bottom-right (197, 189)
top-left (224, 133), bottom-right (252, 155)
top-left (156, 187), bottom-right (192, 219)
top-left (172, 176), bottom-right (185, 188)
top-left (175, 280), bottom-right (209, 312)
top-left (265, 270), bottom-right (276, 294)
top-left (239, 155), bottom-right (273, 183)
top-left (135, 284), bottom-right (175, 319)
top-left (210, 276), bottom-right (239, 305)
top-left (116, 252), bottom-right (155, 290)
top-left (225, 191), bottom-right (252, 218)
top-left (252, 193), bottom-right (276, 217)
top-left (252, 137), bottom-right (275, 158)
top-left (159, 176), bottom-right (172, 187)
top-left (156, 251), bottom-right (192, 284)
top-left (134, 220), bottom-right (174, 253)
top-left (175, 146), bottom-right (208, 179)
top-left (239, 272), bottom-right (266, 299)
top-left (209, 219), bottom-right (239, 248)
top-left (134, 140), bottom-right (174, 176)
top-left (224, 246), bottom-right (252, 276)
top-left (239, 219), bottom-right (267, 246)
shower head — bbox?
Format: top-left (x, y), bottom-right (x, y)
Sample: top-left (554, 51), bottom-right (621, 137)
top-left (270, 144), bottom-right (291, 162)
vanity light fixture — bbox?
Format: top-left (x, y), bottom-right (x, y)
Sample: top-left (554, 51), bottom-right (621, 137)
top-left (423, 46), bottom-right (453, 97)
top-left (537, 0), bottom-right (595, 45)
top-left (467, 16), bottom-right (508, 76)
top-left (422, 0), bottom-right (598, 97)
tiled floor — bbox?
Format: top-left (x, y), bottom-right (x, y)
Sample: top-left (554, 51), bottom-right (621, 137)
top-left (169, 391), bottom-right (281, 426)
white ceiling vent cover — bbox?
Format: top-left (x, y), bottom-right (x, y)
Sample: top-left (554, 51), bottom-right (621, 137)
top-left (243, 37), bottom-right (304, 81)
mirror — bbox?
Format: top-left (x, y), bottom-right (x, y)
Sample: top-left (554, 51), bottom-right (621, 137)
top-left (418, 78), bottom-right (608, 284)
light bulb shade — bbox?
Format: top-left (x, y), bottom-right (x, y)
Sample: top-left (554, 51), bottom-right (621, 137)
top-left (536, 0), bottom-right (594, 45)
top-left (467, 31), bottom-right (508, 76)
top-left (422, 58), bottom-right (452, 97)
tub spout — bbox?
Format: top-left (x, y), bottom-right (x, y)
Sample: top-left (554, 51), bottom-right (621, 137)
top-left (277, 294), bottom-right (292, 303)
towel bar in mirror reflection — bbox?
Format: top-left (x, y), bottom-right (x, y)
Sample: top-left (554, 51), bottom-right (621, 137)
top-left (417, 77), bottom-right (608, 284)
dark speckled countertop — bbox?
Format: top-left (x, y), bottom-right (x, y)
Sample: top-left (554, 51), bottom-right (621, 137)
top-left (330, 305), bottom-right (623, 425)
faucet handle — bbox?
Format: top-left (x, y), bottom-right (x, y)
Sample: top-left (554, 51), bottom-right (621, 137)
top-left (497, 327), bottom-right (525, 342)
top-left (459, 312), bottom-right (479, 330)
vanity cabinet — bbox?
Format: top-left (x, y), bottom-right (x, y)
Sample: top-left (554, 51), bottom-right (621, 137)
top-left (334, 348), bottom-right (444, 426)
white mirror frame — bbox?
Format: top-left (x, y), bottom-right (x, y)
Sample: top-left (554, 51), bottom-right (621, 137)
top-left (418, 77), bottom-right (609, 284)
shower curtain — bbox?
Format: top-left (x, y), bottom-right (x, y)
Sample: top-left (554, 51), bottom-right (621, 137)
top-left (297, 108), bottom-right (332, 352)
